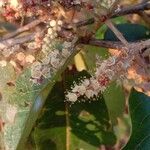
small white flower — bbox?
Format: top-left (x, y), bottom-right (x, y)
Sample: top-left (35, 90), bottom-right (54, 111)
top-left (25, 55), bottom-right (35, 63)
top-left (47, 28), bottom-right (53, 35)
top-left (43, 37), bottom-right (50, 43)
top-left (62, 48), bottom-right (70, 58)
top-left (90, 78), bottom-right (100, 90)
top-left (31, 70), bottom-right (42, 79)
top-left (50, 20), bottom-right (57, 27)
top-left (72, 85), bottom-right (86, 95)
top-left (50, 57), bottom-right (60, 68)
top-left (82, 79), bottom-right (90, 87)
top-left (42, 45), bottom-right (50, 54)
top-left (58, 20), bottom-right (63, 26)
top-left (85, 90), bottom-right (97, 99)
top-left (66, 92), bottom-right (78, 102)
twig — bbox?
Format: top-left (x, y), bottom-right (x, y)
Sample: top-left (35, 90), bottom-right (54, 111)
top-left (79, 37), bottom-right (150, 51)
top-left (0, 34), bottom-right (35, 49)
top-left (16, 37), bottom-right (79, 150)
top-left (2, 19), bottom-right (42, 40)
top-left (112, 1), bottom-right (150, 17)
top-left (1, 1), bottom-right (149, 41)
top-left (1, 31), bottom-right (149, 52)
top-left (0, 1), bottom-right (149, 49)
top-left (63, 1), bottom-right (150, 30)
top-left (105, 20), bottom-right (129, 47)
top-left (138, 12), bottom-right (150, 25)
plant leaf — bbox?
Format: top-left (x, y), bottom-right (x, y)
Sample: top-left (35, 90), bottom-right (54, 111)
top-left (16, 44), bottom-right (80, 149)
top-left (104, 23), bottom-right (150, 42)
top-left (103, 82), bottom-right (125, 125)
top-left (123, 89), bottom-right (150, 149)
top-left (2, 69), bottom-right (43, 150)
top-left (32, 71), bottom-right (116, 150)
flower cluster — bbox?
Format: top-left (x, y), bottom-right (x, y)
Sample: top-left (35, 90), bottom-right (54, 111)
top-left (30, 19), bottom-right (75, 83)
top-left (65, 48), bottom-right (135, 103)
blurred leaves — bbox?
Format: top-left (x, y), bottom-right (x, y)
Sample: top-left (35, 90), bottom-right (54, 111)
top-left (0, 21), bottom-right (17, 36)
top-left (123, 89), bottom-right (150, 149)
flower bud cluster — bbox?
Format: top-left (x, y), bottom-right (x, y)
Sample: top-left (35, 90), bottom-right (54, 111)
top-left (31, 19), bottom-right (74, 83)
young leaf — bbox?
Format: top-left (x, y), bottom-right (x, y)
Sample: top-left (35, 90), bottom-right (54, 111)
top-left (123, 89), bottom-right (150, 149)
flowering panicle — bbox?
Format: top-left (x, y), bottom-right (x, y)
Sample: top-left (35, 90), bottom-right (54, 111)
top-left (65, 47), bottom-right (137, 103)
top-left (30, 19), bottom-right (76, 83)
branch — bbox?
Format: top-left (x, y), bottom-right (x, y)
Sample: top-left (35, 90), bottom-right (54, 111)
top-left (79, 37), bottom-right (150, 51)
top-left (138, 12), bottom-right (150, 25)
top-left (68, 1), bottom-right (150, 29)
top-left (1, 1), bottom-right (149, 42)
top-left (112, 1), bottom-right (150, 17)
top-left (0, 1), bottom-right (149, 49)
top-left (16, 37), bottom-right (79, 150)
top-left (2, 19), bottom-right (42, 40)
top-left (0, 34), bottom-right (35, 49)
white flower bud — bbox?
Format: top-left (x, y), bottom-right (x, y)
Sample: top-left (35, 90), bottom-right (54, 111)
top-left (85, 90), bottom-right (96, 99)
top-left (58, 20), bottom-right (63, 26)
top-left (90, 79), bottom-right (100, 91)
top-left (25, 55), bottom-right (35, 64)
top-left (48, 28), bottom-right (53, 35)
top-left (72, 85), bottom-right (86, 95)
top-left (66, 92), bottom-right (78, 102)
top-left (50, 20), bottom-right (56, 27)
top-left (82, 79), bottom-right (90, 87)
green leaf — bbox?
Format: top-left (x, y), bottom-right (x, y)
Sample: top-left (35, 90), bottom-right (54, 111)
top-left (2, 69), bottom-right (44, 150)
top-left (11, 69), bottom-right (43, 106)
top-left (96, 17), bottom-right (127, 40)
top-left (103, 82), bottom-right (125, 125)
top-left (32, 71), bottom-right (116, 150)
top-left (123, 89), bottom-right (150, 149)
top-left (16, 44), bottom-right (80, 149)
top-left (82, 17), bottom-right (127, 72)
top-left (104, 23), bottom-right (150, 42)
top-left (4, 107), bottom-right (29, 150)
top-left (0, 63), bottom-right (16, 89)
top-left (82, 46), bottom-right (109, 72)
